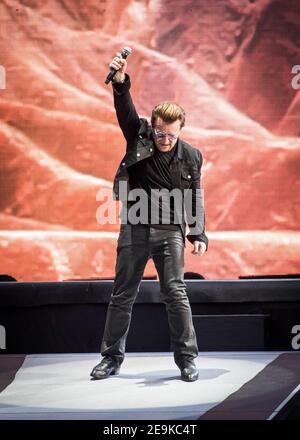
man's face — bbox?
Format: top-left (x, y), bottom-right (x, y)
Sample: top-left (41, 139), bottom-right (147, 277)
top-left (152, 117), bottom-right (182, 153)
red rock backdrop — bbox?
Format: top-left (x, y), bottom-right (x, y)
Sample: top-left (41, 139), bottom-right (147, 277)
top-left (0, 0), bottom-right (299, 280)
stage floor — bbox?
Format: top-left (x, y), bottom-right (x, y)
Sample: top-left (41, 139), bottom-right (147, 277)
top-left (0, 352), bottom-right (299, 420)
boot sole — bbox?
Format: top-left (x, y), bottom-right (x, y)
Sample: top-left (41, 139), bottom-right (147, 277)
top-left (90, 367), bottom-right (120, 380)
top-left (181, 375), bottom-right (199, 382)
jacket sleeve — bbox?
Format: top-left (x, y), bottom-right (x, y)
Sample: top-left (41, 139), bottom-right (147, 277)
top-left (112, 73), bottom-right (140, 143)
top-left (185, 149), bottom-right (209, 250)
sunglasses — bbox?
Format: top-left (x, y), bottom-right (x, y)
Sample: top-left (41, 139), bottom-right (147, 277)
top-left (152, 127), bottom-right (179, 142)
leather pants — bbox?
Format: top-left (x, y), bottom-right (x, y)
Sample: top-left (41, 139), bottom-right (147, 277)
top-left (100, 224), bottom-right (198, 368)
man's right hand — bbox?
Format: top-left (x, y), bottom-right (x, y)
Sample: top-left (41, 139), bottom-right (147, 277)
top-left (109, 52), bottom-right (127, 83)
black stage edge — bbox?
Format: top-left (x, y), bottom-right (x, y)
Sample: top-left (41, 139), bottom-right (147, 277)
top-left (273, 388), bottom-right (300, 420)
top-left (0, 279), bottom-right (300, 353)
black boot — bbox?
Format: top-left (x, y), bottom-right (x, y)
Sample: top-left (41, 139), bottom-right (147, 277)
top-left (90, 357), bottom-right (120, 380)
top-left (180, 360), bottom-right (199, 382)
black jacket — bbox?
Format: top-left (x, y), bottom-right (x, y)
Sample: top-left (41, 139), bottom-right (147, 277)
top-left (111, 74), bottom-right (208, 250)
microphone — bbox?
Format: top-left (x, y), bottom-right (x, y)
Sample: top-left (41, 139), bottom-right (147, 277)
top-left (105, 46), bottom-right (132, 84)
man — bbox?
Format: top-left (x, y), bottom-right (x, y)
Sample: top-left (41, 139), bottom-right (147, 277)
top-left (91, 52), bottom-right (208, 382)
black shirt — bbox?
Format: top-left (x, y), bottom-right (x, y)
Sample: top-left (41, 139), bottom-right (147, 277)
top-left (126, 140), bottom-right (181, 230)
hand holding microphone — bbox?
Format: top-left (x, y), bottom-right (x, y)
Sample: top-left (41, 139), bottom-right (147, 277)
top-left (105, 47), bottom-right (132, 84)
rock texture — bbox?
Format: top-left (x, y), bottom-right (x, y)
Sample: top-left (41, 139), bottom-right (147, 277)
top-left (152, 0), bottom-right (300, 136)
top-left (0, 0), bottom-right (299, 280)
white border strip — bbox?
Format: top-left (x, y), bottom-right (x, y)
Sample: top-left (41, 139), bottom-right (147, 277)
top-left (267, 383), bottom-right (300, 420)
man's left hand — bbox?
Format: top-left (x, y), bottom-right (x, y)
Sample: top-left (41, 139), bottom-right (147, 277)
top-left (191, 241), bottom-right (206, 256)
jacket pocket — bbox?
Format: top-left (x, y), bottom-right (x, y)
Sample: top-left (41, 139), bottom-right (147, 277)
top-left (181, 168), bottom-right (193, 189)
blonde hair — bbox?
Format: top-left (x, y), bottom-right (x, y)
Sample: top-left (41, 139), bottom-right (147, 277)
top-left (151, 102), bottom-right (186, 129)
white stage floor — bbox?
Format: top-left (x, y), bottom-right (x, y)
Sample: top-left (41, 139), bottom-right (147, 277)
top-left (0, 352), bottom-right (299, 420)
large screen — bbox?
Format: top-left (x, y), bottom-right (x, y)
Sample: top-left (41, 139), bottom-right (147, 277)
top-left (0, 0), bottom-right (299, 280)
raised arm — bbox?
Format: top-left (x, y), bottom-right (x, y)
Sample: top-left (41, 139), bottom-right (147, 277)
top-left (109, 52), bottom-right (140, 142)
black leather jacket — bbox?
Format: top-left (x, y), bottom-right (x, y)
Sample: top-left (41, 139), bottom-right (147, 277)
top-left (111, 74), bottom-right (208, 250)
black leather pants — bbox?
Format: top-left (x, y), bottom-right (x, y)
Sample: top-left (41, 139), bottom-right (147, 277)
top-left (100, 224), bottom-right (198, 368)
